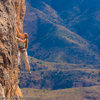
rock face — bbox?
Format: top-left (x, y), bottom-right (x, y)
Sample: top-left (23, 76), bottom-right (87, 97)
top-left (0, 83), bottom-right (5, 98)
top-left (0, 0), bottom-right (25, 99)
top-left (15, 0), bottom-right (26, 33)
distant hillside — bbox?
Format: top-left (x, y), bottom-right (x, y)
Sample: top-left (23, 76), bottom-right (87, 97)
top-left (19, 56), bottom-right (100, 89)
top-left (27, 0), bottom-right (100, 47)
top-left (21, 86), bottom-right (100, 100)
top-left (23, 0), bottom-right (100, 64)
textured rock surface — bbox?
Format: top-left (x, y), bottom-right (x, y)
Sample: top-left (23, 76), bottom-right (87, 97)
top-left (15, 0), bottom-right (26, 33)
top-left (0, 0), bottom-right (25, 99)
top-left (0, 83), bottom-right (5, 99)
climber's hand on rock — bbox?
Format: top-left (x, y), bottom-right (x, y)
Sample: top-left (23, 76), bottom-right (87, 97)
top-left (15, 37), bottom-right (19, 39)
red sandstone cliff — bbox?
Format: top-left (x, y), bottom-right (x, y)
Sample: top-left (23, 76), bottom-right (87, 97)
top-left (0, 0), bottom-right (26, 99)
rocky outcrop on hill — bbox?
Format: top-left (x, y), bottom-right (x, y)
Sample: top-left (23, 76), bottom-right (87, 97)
top-left (0, 0), bottom-right (25, 99)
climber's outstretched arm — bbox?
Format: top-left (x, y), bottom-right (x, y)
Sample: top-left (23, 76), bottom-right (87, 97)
top-left (16, 27), bottom-right (23, 38)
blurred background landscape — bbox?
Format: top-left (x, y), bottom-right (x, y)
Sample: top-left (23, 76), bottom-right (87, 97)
top-left (20, 0), bottom-right (100, 99)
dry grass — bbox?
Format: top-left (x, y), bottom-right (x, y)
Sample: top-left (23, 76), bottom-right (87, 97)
top-left (21, 86), bottom-right (100, 100)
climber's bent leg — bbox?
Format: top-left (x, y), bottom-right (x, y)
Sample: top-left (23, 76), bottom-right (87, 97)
top-left (18, 50), bottom-right (21, 65)
top-left (22, 50), bottom-right (31, 72)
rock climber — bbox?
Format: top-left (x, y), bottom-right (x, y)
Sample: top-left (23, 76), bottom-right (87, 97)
top-left (16, 27), bottom-right (31, 73)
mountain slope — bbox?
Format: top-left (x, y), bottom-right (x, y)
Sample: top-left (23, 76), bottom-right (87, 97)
top-left (24, 0), bottom-right (100, 64)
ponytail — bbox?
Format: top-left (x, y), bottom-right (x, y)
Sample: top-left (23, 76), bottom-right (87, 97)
top-left (25, 39), bottom-right (28, 49)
